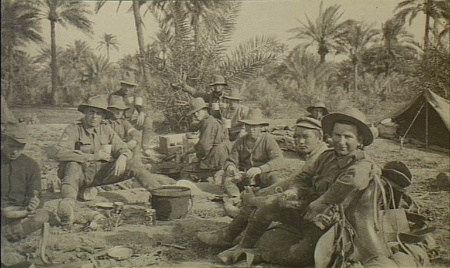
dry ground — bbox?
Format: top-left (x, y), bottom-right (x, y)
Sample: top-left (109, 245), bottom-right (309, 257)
top-left (5, 106), bottom-right (450, 268)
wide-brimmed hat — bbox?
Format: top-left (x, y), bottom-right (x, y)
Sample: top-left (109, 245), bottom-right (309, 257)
top-left (307, 101), bottom-right (329, 115)
top-left (322, 107), bottom-right (373, 146)
top-left (187, 97), bottom-right (209, 115)
top-left (119, 71), bottom-right (138, 86)
top-left (223, 88), bottom-right (241, 100)
top-left (239, 109), bottom-right (269, 126)
top-left (108, 95), bottom-right (129, 111)
top-left (295, 117), bottom-right (322, 131)
top-left (2, 122), bottom-right (28, 144)
top-left (382, 161), bottom-right (413, 188)
top-left (209, 75), bottom-right (227, 86)
top-left (78, 95), bottom-right (114, 118)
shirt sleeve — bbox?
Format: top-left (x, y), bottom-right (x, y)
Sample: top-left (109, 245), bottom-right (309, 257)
top-left (259, 136), bottom-right (284, 173)
top-left (315, 160), bottom-right (376, 205)
top-left (25, 159), bottom-right (41, 204)
top-left (56, 124), bottom-right (92, 163)
top-left (289, 153), bottom-right (323, 198)
top-left (195, 121), bottom-right (218, 159)
top-left (224, 139), bottom-right (242, 170)
top-left (107, 125), bottom-right (133, 160)
top-left (123, 120), bottom-right (139, 141)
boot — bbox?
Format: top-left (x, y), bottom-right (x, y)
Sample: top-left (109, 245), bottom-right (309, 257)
top-left (78, 187), bottom-right (98, 201)
top-left (218, 245), bottom-right (263, 266)
top-left (197, 228), bottom-right (234, 248)
top-left (56, 198), bottom-right (75, 226)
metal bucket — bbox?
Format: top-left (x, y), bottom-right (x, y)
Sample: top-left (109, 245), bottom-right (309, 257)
top-left (151, 186), bottom-right (191, 221)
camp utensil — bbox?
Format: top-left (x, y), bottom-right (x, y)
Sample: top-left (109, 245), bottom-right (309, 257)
top-left (106, 246), bottom-right (133, 260)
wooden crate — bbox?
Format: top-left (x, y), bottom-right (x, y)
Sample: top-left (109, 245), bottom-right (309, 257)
top-left (158, 134), bottom-right (185, 155)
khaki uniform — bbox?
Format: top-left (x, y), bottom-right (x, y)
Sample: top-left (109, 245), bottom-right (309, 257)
top-left (181, 115), bottom-right (231, 181)
top-left (56, 119), bottom-right (159, 195)
top-left (1, 154), bottom-right (49, 242)
top-left (251, 150), bottom-right (379, 267)
top-left (222, 104), bottom-right (249, 141)
top-left (109, 90), bottom-right (153, 149)
top-left (224, 134), bottom-right (284, 188)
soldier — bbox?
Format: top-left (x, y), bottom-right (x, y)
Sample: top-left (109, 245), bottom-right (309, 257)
top-left (109, 71), bottom-right (153, 157)
top-left (1, 122), bottom-right (49, 266)
top-left (215, 107), bottom-right (379, 267)
top-left (197, 117), bottom-right (328, 248)
top-left (179, 74), bottom-right (230, 119)
top-left (180, 97), bottom-right (231, 181)
top-left (106, 95), bottom-right (140, 151)
top-left (221, 88), bottom-right (249, 141)
top-left (222, 108), bottom-right (284, 195)
top-left (55, 95), bottom-right (161, 225)
top-left (306, 100), bottom-right (328, 121)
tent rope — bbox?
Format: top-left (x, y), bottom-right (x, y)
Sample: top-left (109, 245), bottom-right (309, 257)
top-left (401, 102), bottom-right (426, 141)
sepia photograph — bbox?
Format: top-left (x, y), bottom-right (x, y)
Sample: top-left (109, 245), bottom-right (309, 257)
top-left (1, 0), bottom-right (449, 267)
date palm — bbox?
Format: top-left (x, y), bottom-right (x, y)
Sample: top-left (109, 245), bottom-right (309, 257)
top-left (38, 0), bottom-right (93, 104)
top-left (97, 33), bottom-right (119, 59)
top-left (1, 0), bottom-right (43, 101)
top-left (338, 20), bottom-right (379, 92)
top-left (288, 2), bottom-right (348, 63)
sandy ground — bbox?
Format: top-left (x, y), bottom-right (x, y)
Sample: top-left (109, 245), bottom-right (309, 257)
top-left (3, 109), bottom-right (450, 267)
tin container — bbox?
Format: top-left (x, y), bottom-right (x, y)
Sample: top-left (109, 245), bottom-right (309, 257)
top-left (211, 102), bottom-right (220, 111)
top-left (145, 208), bottom-right (157, 225)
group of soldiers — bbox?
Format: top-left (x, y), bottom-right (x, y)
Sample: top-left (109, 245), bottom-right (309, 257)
top-left (1, 74), bottom-right (432, 267)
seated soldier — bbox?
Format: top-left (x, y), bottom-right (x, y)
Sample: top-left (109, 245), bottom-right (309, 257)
top-left (55, 95), bottom-right (162, 225)
top-left (197, 117), bottom-right (328, 247)
top-left (106, 95), bottom-right (140, 151)
top-left (306, 100), bottom-right (329, 121)
top-left (180, 97), bottom-right (231, 181)
top-left (1, 122), bottom-right (49, 266)
top-left (221, 88), bottom-right (249, 141)
top-left (109, 71), bottom-right (153, 156)
top-left (215, 107), bottom-right (380, 267)
top-left (222, 108), bottom-right (284, 195)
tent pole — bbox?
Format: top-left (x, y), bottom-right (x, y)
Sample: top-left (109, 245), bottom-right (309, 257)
top-left (425, 101), bottom-right (429, 149)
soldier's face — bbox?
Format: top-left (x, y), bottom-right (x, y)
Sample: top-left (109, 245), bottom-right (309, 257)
top-left (84, 107), bottom-right (105, 127)
top-left (311, 108), bottom-right (325, 120)
top-left (331, 122), bottom-right (362, 156)
top-left (211, 85), bottom-right (225, 94)
top-left (109, 108), bottom-right (124, 119)
top-left (227, 99), bottom-right (239, 110)
top-left (1, 137), bottom-right (25, 160)
top-left (245, 125), bottom-right (263, 139)
top-left (294, 127), bottom-right (321, 155)
top-left (121, 84), bottom-right (135, 95)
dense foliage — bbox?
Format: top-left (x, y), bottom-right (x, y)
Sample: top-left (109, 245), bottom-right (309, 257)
top-left (1, 0), bottom-right (449, 131)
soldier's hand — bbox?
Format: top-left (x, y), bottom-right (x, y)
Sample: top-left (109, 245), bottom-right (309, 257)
top-left (225, 165), bottom-right (239, 177)
top-left (137, 112), bottom-right (145, 127)
top-left (283, 189), bottom-right (298, 201)
top-left (114, 154), bottom-right (127, 176)
top-left (246, 167), bottom-right (262, 179)
top-left (27, 191), bottom-right (40, 211)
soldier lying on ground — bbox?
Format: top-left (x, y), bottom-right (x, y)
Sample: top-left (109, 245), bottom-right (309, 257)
top-left (197, 117), bottom-right (327, 247)
top-left (1, 122), bottom-right (50, 266)
top-left (219, 108), bottom-right (285, 198)
top-left (55, 95), bottom-right (163, 226)
top-left (211, 107), bottom-right (381, 266)
top-left (180, 97), bottom-right (232, 181)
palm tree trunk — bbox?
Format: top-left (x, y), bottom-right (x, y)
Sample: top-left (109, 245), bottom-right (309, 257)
top-left (50, 19), bottom-right (59, 105)
top-left (107, 45), bottom-right (110, 59)
top-left (7, 45), bottom-right (13, 102)
top-left (132, 0), bottom-right (148, 85)
top-left (354, 64), bottom-right (358, 92)
top-left (424, 0), bottom-right (432, 51)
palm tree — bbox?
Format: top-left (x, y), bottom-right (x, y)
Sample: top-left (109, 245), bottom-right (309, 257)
top-left (97, 33), bottom-right (119, 59)
top-left (287, 2), bottom-right (348, 63)
top-left (395, 0), bottom-right (444, 51)
top-left (38, 0), bottom-right (93, 104)
top-left (1, 0), bottom-right (42, 101)
top-left (95, 0), bottom-right (151, 84)
top-left (338, 20), bottom-right (379, 92)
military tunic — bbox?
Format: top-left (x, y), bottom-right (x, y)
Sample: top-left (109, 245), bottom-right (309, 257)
top-left (221, 104), bottom-right (249, 141)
